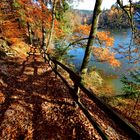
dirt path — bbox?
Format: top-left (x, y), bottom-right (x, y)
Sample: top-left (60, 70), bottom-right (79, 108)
top-left (0, 47), bottom-right (137, 140)
top-left (0, 48), bottom-right (101, 140)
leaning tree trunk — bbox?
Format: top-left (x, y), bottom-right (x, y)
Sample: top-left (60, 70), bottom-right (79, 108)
top-left (80, 0), bottom-right (102, 75)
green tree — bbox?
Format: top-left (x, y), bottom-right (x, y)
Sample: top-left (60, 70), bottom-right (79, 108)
top-left (121, 70), bottom-right (140, 98)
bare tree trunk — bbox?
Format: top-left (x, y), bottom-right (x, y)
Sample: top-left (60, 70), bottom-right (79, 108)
top-left (80, 0), bottom-right (102, 75)
top-left (27, 22), bottom-right (33, 45)
top-left (41, 0), bottom-right (47, 60)
top-left (42, 26), bottom-right (47, 51)
top-left (46, 0), bottom-right (57, 52)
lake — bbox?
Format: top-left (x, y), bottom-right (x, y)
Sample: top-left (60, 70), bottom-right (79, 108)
top-left (68, 29), bottom-right (140, 95)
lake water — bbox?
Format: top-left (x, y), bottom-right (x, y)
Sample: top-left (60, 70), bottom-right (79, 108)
top-left (68, 29), bottom-right (139, 95)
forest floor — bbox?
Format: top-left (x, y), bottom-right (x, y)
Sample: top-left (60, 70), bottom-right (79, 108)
top-left (0, 50), bottom-right (99, 140)
top-left (0, 47), bottom-right (139, 140)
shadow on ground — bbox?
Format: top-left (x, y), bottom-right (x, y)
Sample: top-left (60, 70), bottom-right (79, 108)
top-left (0, 47), bottom-right (97, 140)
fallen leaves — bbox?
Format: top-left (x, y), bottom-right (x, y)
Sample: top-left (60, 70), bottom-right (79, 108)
top-left (0, 51), bottom-right (138, 139)
top-left (0, 54), bottom-right (100, 140)
top-left (0, 92), bottom-right (5, 104)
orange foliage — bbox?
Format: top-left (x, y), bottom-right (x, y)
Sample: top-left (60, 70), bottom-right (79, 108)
top-left (74, 25), bottom-right (120, 67)
top-left (75, 25), bottom-right (114, 47)
top-left (34, 29), bottom-right (42, 40)
top-left (9, 38), bottom-right (23, 45)
top-left (74, 25), bottom-right (91, 35)
top-left (2, 20), bottom-right (24, 39)
top-left (54, 20), bottom-right (65, 38)
top-left (0, 0), bottom-right (68, 46)
top-left (1, 0), bottom-right (119, 68)
top-left (97, 31), bottom-right (114, 47)
top-left (93, 47), bottom-right (120, 67)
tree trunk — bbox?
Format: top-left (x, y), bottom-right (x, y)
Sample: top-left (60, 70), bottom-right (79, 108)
top-left (80, 0), bottom-right (102, 75)
top-left (42, 26), bottom-right (47, 51)
top-left (46, 0), bottom-right (57, 52)
top-left (41, 0), bottom-right (48, 60)
top-left (27, 22), bottom-right (33, 45)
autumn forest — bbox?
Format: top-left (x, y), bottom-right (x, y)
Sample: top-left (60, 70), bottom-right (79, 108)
top-left (0, 0), bottom-right (140, 139)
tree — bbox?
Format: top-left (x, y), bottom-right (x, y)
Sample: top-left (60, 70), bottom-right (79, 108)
top-left (121, 69), bottom-right (140, 117)
top-left (0, 0), bottom-right (64, 45)
top-left (46, 0), bottom-right (57, 53)
top-left (0, 0), bottom-right (26, 43)
top-left (77, 0), bottom-right (140, 76)
top-left (80, 0), bottom-right (103, 75)
top-left (79, 0), bottom-right (120, 75)
top-left (121, 70), bottom-right (140, 98)
top-left (113, 1), bottom-right (140, 64)
top-left (74, 25), bottom-right (120, 67)
top-left (99, 5), bottom-right (130, 29)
